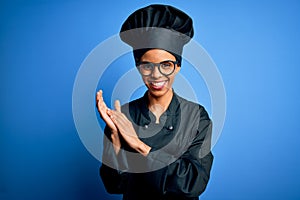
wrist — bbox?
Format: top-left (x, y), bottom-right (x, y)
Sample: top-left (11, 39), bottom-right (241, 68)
top-left (135, 139), bottom-right (151, 156)
top-left (111, 132), bottom-right (121, 155)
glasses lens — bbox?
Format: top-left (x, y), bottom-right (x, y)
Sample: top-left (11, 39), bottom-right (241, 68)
top-left (139, 63), bottom-right (153, 75)
top-left (159, 61), bottom-right (175, 75)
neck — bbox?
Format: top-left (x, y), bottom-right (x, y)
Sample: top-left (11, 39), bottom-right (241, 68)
top-left (147, 89), bottom-right (173, 112)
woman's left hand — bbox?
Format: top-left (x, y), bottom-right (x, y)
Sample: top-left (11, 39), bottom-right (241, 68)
top-left (108, 105), bottom-right (151, 156)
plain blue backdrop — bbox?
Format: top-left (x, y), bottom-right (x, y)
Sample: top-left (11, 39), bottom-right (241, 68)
top-left (1, 0), bottom-right (300, 199)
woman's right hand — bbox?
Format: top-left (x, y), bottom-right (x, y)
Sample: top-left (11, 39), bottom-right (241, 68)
top-left (96, 90), bottom-right (117, 132)
top-left (96, 90), bottom-right (121, 154)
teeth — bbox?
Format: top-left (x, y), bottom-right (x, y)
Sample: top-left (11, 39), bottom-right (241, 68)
top-left (152, 81), bottom-right (165, 86)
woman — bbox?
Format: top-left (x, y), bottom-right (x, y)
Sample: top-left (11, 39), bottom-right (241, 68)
top-left (96, 4), bottom-right (213, 200)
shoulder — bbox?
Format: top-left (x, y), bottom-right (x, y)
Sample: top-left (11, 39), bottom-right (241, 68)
top-left (175, 94), bottom-right (210, 121)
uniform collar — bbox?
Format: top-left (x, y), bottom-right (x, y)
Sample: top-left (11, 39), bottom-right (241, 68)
top-left (128, 89), bottom-right (181, 126)
top-left (140, 89), bottom-right (180, 118)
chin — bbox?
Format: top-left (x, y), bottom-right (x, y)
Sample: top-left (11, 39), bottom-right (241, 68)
top-left (147, 87), bottom-right (172, 98)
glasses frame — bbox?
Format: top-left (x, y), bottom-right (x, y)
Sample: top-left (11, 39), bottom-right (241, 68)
top-left (136, 60), bottom-right (179, 76)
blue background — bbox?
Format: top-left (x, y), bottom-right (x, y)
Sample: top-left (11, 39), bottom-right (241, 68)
top-left (1, 0), bottom-right (300, 199)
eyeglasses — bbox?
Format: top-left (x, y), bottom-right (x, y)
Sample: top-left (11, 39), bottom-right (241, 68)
top-left (136, 60), bottom-right (179, 76)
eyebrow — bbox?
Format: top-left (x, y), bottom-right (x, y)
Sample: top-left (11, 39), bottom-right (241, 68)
top-left (138, 60), bottom-right (176, 63)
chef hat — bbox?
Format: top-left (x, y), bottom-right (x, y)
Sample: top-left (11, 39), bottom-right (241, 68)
top-left (119, 4), bottom-right (194, 66)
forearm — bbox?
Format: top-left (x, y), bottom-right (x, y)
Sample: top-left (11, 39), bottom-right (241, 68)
top-left (111, 129), bottom-right (151, 156)
top-left (166, 152), bottom-right (214, 197)
top-left (111, 130), bottom-right (121, 155)
top-left (144, 151), bottom-right (213, 198)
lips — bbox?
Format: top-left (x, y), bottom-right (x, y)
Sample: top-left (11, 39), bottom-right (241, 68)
top-left (150, 80), bottom-right (167, 90)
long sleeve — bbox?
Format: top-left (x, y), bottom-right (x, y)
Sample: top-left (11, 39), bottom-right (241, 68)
top-left (144, 110), bottom-right (213, 198)
top-left (100, 164), bottom-right (125, 194)
top-left (100, 126), bottom-right (129, 194)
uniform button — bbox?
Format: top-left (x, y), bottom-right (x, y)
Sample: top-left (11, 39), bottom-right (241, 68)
top-left (144, 125), bottom-right (149, 129)
top-left (168, 126), bottom-right (173, 130)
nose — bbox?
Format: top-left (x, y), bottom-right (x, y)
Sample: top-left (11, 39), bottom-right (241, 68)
top-left (151, 65), bottom-right (162, 78)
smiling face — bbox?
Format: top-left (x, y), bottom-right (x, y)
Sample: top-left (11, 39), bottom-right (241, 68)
top-left (139, 49), bottom-right (180, 99)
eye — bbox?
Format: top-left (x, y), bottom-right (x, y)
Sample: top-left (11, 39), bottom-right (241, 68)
top-left (160, 61), bottom-right (173, 69)
top-left (140, 63), bottom-right (153, 70)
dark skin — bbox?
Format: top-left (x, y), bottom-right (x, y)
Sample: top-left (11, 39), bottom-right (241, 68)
top-left (96, 49), bottom-right (180, 156)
